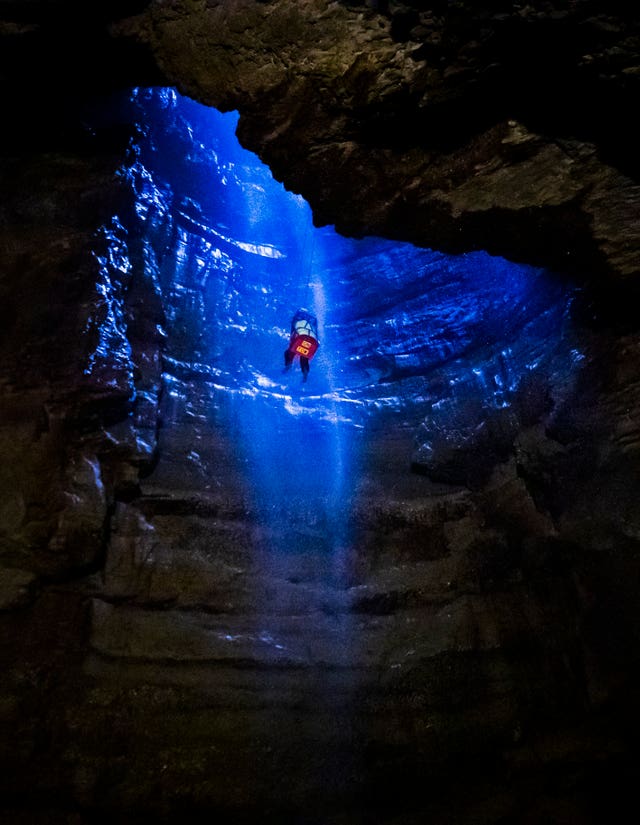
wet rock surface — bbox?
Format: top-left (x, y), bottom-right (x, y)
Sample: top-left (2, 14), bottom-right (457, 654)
top-left (0, 6), bottom-right (639, 823)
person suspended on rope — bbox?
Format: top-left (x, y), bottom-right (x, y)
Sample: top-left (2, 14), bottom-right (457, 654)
top-left (284, 308), bottom-right (319, 381)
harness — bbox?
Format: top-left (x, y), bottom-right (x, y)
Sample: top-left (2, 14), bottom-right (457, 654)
top-left (288, 311), bottom-right (319, 360)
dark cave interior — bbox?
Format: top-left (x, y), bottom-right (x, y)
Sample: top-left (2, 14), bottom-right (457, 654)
top-left (2, 3), bottom-right (640, 824)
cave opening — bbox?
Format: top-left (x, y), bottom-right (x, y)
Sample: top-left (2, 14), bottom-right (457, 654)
top-left (111, 86), bottom-right (583, 511)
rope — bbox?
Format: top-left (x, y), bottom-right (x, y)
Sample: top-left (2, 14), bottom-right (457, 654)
top-left (296, 211), bottom-right (316, 307)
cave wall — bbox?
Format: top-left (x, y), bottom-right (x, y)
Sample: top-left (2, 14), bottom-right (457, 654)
top-left (1, 3), bottom-right (640, 824)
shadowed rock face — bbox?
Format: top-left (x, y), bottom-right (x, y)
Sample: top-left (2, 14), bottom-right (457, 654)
top-left (1, 4), bottom-right (640, 825)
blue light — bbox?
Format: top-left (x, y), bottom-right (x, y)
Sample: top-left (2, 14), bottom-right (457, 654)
top-left (120, 87), bottom-right (581, 513)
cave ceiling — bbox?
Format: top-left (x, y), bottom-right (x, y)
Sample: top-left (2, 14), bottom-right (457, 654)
top-left (2, 0), bottom-right (639, 287)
